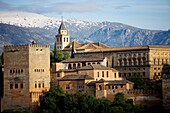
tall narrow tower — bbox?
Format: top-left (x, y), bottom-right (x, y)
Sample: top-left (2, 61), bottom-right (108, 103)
top-left (56, 19), bottom-right (70, 50)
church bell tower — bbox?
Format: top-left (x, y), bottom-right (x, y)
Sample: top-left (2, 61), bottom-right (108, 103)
top-left (56, 19), bottom-right (70, 50)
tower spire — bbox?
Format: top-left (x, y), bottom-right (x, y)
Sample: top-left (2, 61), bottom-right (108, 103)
top-left (55, 16), bottom-right (70, 50)
top-left (61, 16), bottom-right (63, 23)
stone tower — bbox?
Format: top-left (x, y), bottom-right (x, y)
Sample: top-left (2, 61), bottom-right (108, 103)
top-left (162, 75), bottom-right (170, 109)
top-left (56, 20), bottom-right (70, 50)
top-left (2, 44), bottom-right (50, 112)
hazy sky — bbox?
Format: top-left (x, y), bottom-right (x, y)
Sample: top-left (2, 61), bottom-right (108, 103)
top-left (0, 0), bottom-right (170, 30)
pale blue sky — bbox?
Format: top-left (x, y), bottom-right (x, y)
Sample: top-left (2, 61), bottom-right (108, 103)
top-left (0, 0), bottom-right (170, 30)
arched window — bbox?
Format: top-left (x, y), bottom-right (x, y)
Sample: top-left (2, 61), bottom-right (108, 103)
top-left (82, 62), bottom-right (86, 67)
top-left (73, 63), bottom-right (76, 69)
top-left (133, 58), bottom-right (136, 66)
top-left (119, 59), bottom-right (122, 66)
top-left (77, 63), bottom-right (81, 68)
top-left (99, 85), bottom-right (102, 90)
top-left (138, 58), bottom-right (141, 65)
top-left (68, 64), bottom-right (72, 69)
top-left (107, 71), bottom-right (109, 77)
top-left (57, 38), bottom-right (59, 42)
top-left (129, 59), bottom-right (132, 66)
top-left (124, 59), bottom-right (127, 66)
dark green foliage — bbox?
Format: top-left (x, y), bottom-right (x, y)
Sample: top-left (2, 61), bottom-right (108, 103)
top-left (50, 43), bottom-right (70, 63)
top-left (0, 52), bottom-right (3, 66)
top-left (40, 87), bottom-right (164, 113)
top-left (63, 52), bottom-right (70, 60)
top-left (2, 109), bottom-right (32, 113)
top-left (128, 76), bottom-right (162, 90)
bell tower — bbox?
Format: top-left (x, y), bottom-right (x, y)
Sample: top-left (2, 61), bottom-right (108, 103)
top-left (56, 19), bottom-right (70, 50)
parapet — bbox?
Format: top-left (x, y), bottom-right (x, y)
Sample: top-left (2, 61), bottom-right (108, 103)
top-left (4, 44), bottom-right (50, 52)
top-left (127, 89), bottom-right (160, 95)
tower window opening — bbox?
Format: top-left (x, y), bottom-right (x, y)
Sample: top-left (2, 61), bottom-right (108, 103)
top-left (15, 84), bottom-right (18, 88)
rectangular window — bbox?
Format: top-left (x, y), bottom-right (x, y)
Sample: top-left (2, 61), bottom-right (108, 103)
top-left (115, 73), bottom-right (117, 78)
top-left (42, 83), bottom-right (44, 88)
top-left (66, 85), bottom-right (70, 89)
top-left (121, 85), bottom-right (123, 88)
top-left (107, 71), bottom-right (109, 77)
top-left (10, 84), bottom-right (13, 89)
top-left (39, 83), bottom-right (41, 88)
top-left (102, 71), bottom-right (104, 77)
top-left (97, 72), bottom-right (99, 77)
top-left (119, 73), bottom-right (121, 77)
top-left (124, 73), bottom-right (126, 77)
top-left (15, 84), bottom-right (18, 88)
top-left (20, 83), bottom-right (23, 88)
top-left (154, 59), bottom-right (156, 64)
top-left (154, 73), bottom-right (157, 76)
top-left (128, 73), bottom-right (131, 77)
top-left (35, 84), bottom-right (37, 88)
top-left (57, 73), bottom-right (60, 77)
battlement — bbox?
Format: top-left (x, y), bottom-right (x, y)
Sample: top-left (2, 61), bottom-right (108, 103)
top-left (4, 44), bottom-right (50, 52)
top-left (127, 89), bottom-right (160, 95)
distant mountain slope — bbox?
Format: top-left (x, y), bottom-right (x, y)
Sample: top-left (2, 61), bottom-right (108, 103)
top-left (0, 23), bottom-right (55, 53)
top-left (0, 11), bottom-right (169, 53)
top-left (86, 27), bottom-right (159, 47)
top-left (151, 30), bottom-right (170, 45)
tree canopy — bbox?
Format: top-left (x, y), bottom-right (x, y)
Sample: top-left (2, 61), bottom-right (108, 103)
top-left (39, 86), bottom-right (164, 113)
top-left (50, 43), bottom-right (70, 63)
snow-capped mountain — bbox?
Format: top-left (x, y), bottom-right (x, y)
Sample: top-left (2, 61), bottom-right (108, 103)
top-left (0, 11), bottom-right (61, 28)
top-left (0, 11), bottom-right (169, 53)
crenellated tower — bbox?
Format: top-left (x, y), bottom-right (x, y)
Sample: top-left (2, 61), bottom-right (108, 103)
top-left (56, 19), bottom-right (70, 50)
top-left (2, 44), bottom-right (50, 112)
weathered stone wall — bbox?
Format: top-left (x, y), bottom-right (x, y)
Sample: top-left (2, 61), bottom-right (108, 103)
top-left (2, 44), bottom-right (50, 112)
top-left (126, 90), bottom-right (161, 106)
top-left (162, 78), bottom-right (170, 109)
top-left (3, 45), bottom-right (30, 111)
top-left (75, 46), bottom-right (170, 79)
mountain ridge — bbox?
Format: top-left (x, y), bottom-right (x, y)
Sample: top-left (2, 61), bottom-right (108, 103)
top-left (0, 11), bottom-right (169, 53)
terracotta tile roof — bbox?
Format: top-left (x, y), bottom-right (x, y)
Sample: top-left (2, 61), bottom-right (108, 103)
top-left (96, 79), bottom-right (133, 85)
top-left (92, 42), bottom-right (110, 49)
top-left (60, 74), bottom-right (94, 80)
top-left (79, 64), bottom-right (118, 71)
top-left (64, 41), bottom-right (82, 50)
top-left (77, 43), bottom-right (103, 50)
top-left (76, 45), bottom-right (170, 53)
top-left (62, 57), bottom-right (104, 63)
top-left (63, 41), bottom-right (110, 51)
top-left (106, 80), bottom-right (133, 85)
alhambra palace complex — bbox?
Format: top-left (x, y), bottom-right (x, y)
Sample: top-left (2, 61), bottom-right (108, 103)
top-left (1, 21), bottom-right (170, 112)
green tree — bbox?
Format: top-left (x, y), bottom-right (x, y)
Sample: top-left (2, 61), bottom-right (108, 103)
top-left (113, 93), bottom-right (126, 106)
top-left (50, 43), bottom-right (63, 62)
top-left (63, 52), bottom-right (70, 60)
top-left (0, 52), bottom-right (3, 66)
